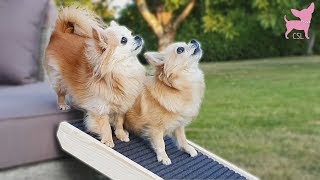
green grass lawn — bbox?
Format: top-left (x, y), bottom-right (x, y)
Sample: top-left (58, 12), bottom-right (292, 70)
top-left (187, 56), bottom-right (320, 180)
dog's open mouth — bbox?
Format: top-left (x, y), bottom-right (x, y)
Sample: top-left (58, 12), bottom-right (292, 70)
top-left (134, 44), bottom-right (142, 51)
top-left (192, 47), bottom-right (200, 55)
top-left (190, 40), bottom-right (201, 55)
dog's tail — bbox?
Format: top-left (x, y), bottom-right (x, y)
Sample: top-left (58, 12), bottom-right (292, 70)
top-left (53, 6), bottom-right (105, 38)
top-left (284, 15), bottom-right (288, 23)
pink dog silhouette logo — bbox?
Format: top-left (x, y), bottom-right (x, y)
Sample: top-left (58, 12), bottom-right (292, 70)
top-left (284, 2), bottom-right (314, 39)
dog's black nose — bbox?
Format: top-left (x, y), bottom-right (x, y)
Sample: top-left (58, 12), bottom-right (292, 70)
top-left (190, 39), bottom-right (201, 55)
top-left (134, 36), bottom-right (142, 42)
top-left (190, 39), bottom-right (199, 48)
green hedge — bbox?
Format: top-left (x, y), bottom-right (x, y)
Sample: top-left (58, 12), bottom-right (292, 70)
top-left (119, 5), bottom-right (319, 62)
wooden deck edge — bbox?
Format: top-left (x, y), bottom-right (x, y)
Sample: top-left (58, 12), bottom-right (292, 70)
top-left (57, 122), bottom-right (161, 180)
top-left (188, 141), bottom-right (259, 180)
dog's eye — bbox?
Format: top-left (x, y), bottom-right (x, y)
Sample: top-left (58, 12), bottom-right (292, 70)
top-left (121, 37), bottom-right (127, 45)
top-left (177, 47), bottom-right (184, 54)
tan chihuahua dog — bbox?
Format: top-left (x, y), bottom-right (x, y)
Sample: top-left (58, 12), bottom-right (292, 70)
top-left (124, 40), bottom-right (205, 165)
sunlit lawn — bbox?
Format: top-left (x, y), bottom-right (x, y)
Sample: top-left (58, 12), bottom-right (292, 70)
top-left (187, 56), bottom-right (320, 180)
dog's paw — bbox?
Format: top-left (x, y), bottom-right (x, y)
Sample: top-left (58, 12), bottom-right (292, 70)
top-left (115, 129), bottom-right (130, 142)
top-left (184, 145), bottom-right (198, 157)
top-left (58, 104), bottom-right (71, 111)
top-left (101, 136), bottom-right (115, 148)
top-left (157, 154), bottom-right (172, 165)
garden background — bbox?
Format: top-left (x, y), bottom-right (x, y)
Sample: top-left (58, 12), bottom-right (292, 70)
top-left (54, 0), bottom-right (320, 179)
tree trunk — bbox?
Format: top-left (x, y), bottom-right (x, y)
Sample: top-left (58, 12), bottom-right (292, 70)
top-left (307, 31), bottom-right (316, 55)
top-left (158, 31), bottom-right (176, 50)
top-left (135, 0), bottom-right (196, 50)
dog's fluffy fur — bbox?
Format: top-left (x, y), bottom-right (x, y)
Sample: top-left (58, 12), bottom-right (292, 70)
top-left (124, 41), bottom-right (205, 165)
top-left (44, 7), bottom-right (145, 147)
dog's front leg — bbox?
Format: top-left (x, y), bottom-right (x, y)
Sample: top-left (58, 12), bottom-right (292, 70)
top-left (114, 114), bottom-right (130, 142)
top-left (174, 126), bottom-right (197, 157)
top-left (99, 116), bottom-right (114, 148)
top-left (87, 112), bottom-right (115, 148)
top-left (150, 130), bottom-right (171, 165)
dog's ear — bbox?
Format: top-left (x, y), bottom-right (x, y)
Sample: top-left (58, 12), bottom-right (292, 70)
top-left (92, 28), bottom-right (107, 52)
top-left (92, 28), bottom-right (107, 42)
top-left (65, 22), bottom-right (74, 33)
top-left (110, 20), bottom-right (119, 27)
top-left (291, 9), bottom-right (300, 17)
top-left (308, 2), bottom-right (314, 13)
top-left (144, 52), bottom-right (165, 66)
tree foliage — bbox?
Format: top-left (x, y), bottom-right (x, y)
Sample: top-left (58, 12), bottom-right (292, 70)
top-left (202, 0), bottom-right (250, 39)
top-left (252, 0), bottom-right (298, 34)
top-left (120, 0), bottom-right (319, 61)
top-left (54, 0), bottom-right (114, 22)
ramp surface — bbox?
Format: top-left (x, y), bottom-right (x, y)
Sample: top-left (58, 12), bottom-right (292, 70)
top-left (72, 120), bottom-right (247, 179)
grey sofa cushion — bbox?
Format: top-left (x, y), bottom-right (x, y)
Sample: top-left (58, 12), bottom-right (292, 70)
top-left (0, 82), bottom-right (67, 120)
top-left (0, 83), bottom-right (84, 169)
top-left (0, 0), bottom-right (50, 85)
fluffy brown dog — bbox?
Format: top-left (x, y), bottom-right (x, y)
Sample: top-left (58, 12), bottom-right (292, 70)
top-left (44, 7), bottom-right (145, 147)
top-left (124, 40), bottom-right (205, 165)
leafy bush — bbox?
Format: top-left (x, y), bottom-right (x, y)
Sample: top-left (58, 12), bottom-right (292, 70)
top-left (118, 4), bottom-right (318, 62)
